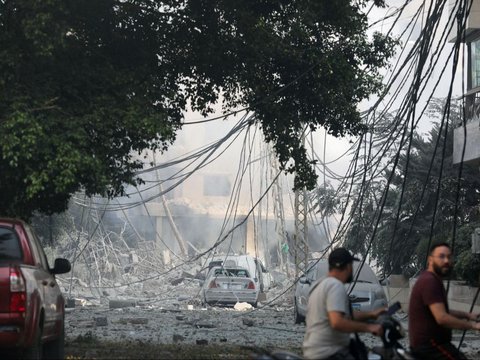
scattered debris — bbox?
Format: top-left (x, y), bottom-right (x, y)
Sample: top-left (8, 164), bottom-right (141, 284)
top-left (234, 302), bottom-right (253, 311)
top-left (94, 317), bottom-right (108, 327)
top-left (242, 318), bottom-right (254, 327)
top-left (109, 299), bottom-right (137, 309)
top-left (173, 334), bottom-right (185, 343)
top-left (195, 321), bottom-right (216, 328)
top-left (170, 277), bottom-right (185, 286)
top-left (117, 318), bottom-right (149, 325)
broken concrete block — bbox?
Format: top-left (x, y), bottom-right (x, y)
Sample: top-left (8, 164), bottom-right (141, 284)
top-left (242, 318), bottom-right (254, 327)
top-left (118, 318), bottom-right (149, 325)
top-left (173, 334), bottom-right (185, 343)
top-left (195, 321), bottom-right (216, 328)
top-left (170, 277), bottom-right (185, 286)
top-left (130, 318), bottom-right (149, 325)
top-left (109, 299), bottom-right (136, 309)
top-left (94, 317), bottom-right (108, 327)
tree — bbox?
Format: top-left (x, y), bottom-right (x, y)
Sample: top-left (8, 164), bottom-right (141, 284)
top-left (0, 0), bottom-right (396, 219)
top-left (343, 99), bottom-right (480, 281)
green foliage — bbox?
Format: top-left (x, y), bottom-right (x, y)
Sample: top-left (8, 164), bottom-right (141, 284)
top-left (451, 222), bottom-right (480, 285)
top-left (343, 99), bottom-right (480, 280)
top-left (30, 212), bottom-right (74, 246)
top-left (312, 183), bottom-right (341, 217)
top-left (0, 1), bottom-right (397, 218)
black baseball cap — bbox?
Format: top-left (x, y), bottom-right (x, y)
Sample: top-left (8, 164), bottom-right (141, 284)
top-left (328, 247), bottom-right (360, 268)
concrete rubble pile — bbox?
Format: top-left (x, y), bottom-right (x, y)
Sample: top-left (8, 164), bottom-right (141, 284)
top-left (49, 232), bottom-right (305, 349)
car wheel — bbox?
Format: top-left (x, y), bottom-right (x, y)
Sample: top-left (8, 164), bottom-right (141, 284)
top-left (43, 321), bottom-right (65, 360)
top-left (294, 298), bottom-right (305, 324)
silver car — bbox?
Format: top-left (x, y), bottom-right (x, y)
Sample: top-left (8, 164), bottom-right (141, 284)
top-left (201, 266), bottom-right (259, 307)
top-left (294, 259), bottom-right (388, 324)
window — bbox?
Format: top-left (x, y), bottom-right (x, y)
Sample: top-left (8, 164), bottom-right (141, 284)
top-left (203, 175), bottom-right (231, 196)
top-left (466, 39), bottom-right (480, 122)
top-left (25, 226), bottom-right (50, 270)
top-left (0, 227), bottom-right (22, 261)
top-left (235, 269), bottom-right (250, 277)
top-left (470, 39), bottom-right (480, 89)
top-left (214, 268), bottom-right (250, 277)
top-left (214, 269), bottom-right (228, 276)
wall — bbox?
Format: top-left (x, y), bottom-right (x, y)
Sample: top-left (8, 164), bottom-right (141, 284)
top-left (384, 275), bottom-right (480, 313)
top-left (453, 121), bottom-right (480, 166)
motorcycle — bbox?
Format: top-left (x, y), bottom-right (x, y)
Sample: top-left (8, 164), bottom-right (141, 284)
top-left (251, 302), bottom-right (415, 360)
top-left (369, 301), bottom-right (414, 359)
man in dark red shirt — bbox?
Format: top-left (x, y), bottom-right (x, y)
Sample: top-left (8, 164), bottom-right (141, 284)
top-left (409, 242), bottom-right (480, 359)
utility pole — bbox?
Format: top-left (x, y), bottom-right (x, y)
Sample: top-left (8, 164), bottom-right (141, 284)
top-left (269, 146), bottom-right (289, 277)
top-left (294, 186), bottom-right (309, 276)
top-left (294, 135), bottom-right (309, 276)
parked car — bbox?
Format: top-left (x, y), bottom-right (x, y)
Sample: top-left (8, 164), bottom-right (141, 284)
top-left (209, 254), bottom-right (273, 292)
top-left (294, 259), bottom-right (388, 324)
top-left (0, 218), bottom-right (71, 358)
top-left (201, 266), bottom-right (259, 307)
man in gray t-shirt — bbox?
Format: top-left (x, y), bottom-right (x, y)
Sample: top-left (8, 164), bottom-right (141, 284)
top-left (303, 248), bottom-right (384, 359)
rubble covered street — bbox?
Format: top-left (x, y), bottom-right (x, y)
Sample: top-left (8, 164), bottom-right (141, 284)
top-left (60, 263), bottom-right (306, 358)
top-left (60, 267), bottom-right (480, 359)
top-left (45, 189), bottom-right (480, 359)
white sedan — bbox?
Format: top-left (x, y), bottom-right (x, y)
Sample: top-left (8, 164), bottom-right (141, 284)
top-left (201, 266), bottom-right (259, 307)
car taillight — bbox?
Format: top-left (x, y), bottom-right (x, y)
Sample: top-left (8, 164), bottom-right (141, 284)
top-left (10, 267), bottom-right (26, 313)
top-left (208, 280), bottom-right (219, 288)
top-left (247, 281), bottom-right (255, 289)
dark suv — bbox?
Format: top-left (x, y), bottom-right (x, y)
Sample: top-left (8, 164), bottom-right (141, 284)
top-left (0, 218), bottom-right (71, 359)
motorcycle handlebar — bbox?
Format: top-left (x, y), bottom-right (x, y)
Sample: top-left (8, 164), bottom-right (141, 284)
top-left (376, 302), bottom-right (405, 347)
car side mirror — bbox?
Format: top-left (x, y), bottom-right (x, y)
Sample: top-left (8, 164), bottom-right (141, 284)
top-left (52, 258), bottom-right (71, 274)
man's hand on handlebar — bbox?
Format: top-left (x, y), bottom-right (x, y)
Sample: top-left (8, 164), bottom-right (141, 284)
top-left (471, 321), bottom-right (480, 331)
top-left (367, 323), bottom-right (384, 337)
top-left (371, 307), bottom-right (388, 319)
top-left (468, 312), bottom-right (480, 322)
